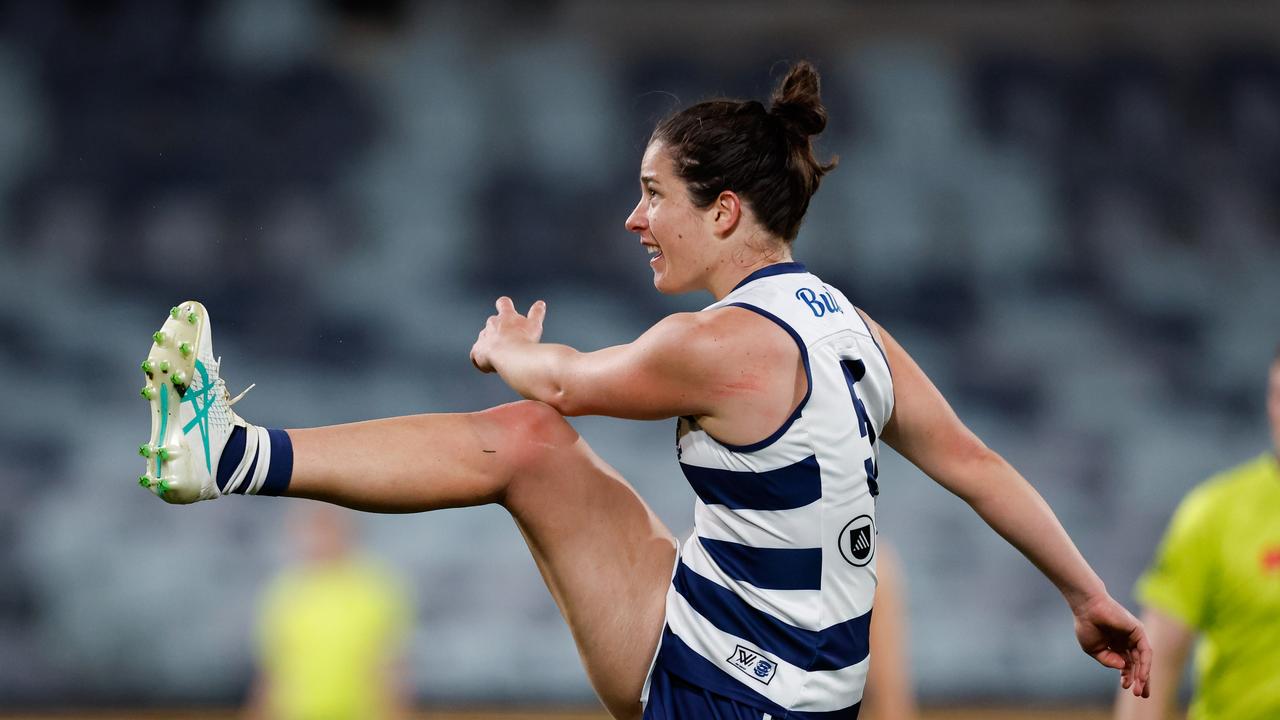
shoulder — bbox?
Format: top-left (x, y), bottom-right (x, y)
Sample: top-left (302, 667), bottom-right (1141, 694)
top-left (850, 306), bottom-right (890, 352)
top-left (646, 307), bottom-right (799, 361)
top-left (634, 309), bottom-right (801, 409)
top-left (1167, 458), bottom-right (1266, 532)
top-left (1230, 452), bottom-right (1280, 486)
top-left (1201, 454), bottom-right (1274, 497)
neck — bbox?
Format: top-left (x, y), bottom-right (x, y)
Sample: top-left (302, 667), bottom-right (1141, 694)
top-left (708, 247), bottom-right (794, 300)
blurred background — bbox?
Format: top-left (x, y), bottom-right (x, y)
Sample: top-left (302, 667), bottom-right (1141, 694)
top-left (0, 0), bottom-right (1278, 715)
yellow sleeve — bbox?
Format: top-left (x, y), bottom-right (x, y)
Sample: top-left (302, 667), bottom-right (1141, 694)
top-left (1135, 482), bottom-right (1223, 631)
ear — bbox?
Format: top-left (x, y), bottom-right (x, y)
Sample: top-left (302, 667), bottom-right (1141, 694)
top-left (708, 190), bottom-right (742, 237)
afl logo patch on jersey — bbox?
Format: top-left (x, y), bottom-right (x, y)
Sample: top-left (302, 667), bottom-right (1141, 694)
top-left (727, 644), bottom-right (778, 685)
top-left (839, 515), bottom-right (876, 566)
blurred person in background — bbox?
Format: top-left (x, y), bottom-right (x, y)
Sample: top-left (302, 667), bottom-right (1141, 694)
top-left (862, 544), bottom-right (918, 720)
top-left (245, 503), bottom-right (412, 720)
top-left (138, 62), bottom-right (1149, 719)
top-left (1114, 347), bottom-right (1280, 720)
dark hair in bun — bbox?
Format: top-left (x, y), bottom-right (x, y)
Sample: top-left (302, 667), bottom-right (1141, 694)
top-left (651, 61), bottom-right (838, 242)
top-left (770, 62), bottom-right (828, 138)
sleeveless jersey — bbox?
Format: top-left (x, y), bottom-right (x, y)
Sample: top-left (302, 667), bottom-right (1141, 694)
top-left (651, 262), bottom-right (894, 719)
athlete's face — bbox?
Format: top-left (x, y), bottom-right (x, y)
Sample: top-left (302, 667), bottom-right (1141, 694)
top-left (1269, 360), bottom-right (1280, 455)
top-left (625, 141), bottom-right (717, 294)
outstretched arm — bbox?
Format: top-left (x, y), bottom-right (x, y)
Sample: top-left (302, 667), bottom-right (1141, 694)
top-left (469, 297), bottom-right (798, 426)
top-left (873, 319), bottom-right (1152, 698)
top-left (469, 297), bottom-right (718, 419)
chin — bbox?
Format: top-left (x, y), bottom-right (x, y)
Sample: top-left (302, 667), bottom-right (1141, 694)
top-left (652, 273), bottom-right (687, 295)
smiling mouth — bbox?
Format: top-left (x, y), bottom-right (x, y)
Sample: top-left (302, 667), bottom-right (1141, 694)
top-left (644, 245), bottom-right (663, 264)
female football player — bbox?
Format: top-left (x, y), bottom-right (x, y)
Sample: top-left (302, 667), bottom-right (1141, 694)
top-left (139, 61), bottom-right (1150, 719)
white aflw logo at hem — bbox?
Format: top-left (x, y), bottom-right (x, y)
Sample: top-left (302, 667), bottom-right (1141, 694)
top-left (727, 644), bottom-right (778, 685)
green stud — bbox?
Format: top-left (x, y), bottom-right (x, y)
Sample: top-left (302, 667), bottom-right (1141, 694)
top-left (138, 444), bottom-right (153, 458)
top-left (157, 479), bottom-right (171, 496)
top-left (141, 359), bottom-right (154, 374)
top-left (153, 330), bottom-right (167, 346)
top-left (173, 370), bottom-right (188, 387)
top-left (157, 447), bottom-right (171, 462)
top-left (170, 306), bottom-right (180, 319)
top-left (138, 475), bottom-right (151, 488)
top-left (179, 342), bottom-right (192, 358)
top-left (140, 386), bottom-right (156, 400)
top-left (158, 360), bottom-right (170, 374)
top-left (187, 311), bottom-right (198, 324)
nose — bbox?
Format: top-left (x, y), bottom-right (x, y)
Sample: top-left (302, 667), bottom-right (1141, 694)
top-left (625, 197), bottom-right (647, 234)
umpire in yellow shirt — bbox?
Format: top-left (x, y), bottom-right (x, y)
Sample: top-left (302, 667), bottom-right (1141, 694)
top-left (1115, 347), bottom-right (1280, 720)
top-left (246, 504), bottom-right (412, 720)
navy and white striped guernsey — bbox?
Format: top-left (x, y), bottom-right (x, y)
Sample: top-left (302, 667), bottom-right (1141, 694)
top-left (651, 262), bottom-right (893, 719)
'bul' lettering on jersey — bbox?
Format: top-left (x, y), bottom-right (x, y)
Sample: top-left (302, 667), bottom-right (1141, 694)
top-left (795, 287), bottom-right (843, 317)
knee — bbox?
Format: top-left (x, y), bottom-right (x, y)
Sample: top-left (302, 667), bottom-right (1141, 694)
top-left (475, 400), bottom-right (580, 471)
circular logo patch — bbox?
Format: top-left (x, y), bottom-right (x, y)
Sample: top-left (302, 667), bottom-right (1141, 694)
top-left (838, 515), bottom-right (876, 567)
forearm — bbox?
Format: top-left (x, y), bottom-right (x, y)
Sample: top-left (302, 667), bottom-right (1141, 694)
top-left (490, 342), bottom-right (581, 411)
top-left (959, 453), bottom-right (1106, 609)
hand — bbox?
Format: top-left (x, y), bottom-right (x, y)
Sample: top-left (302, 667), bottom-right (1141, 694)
top-left (1072, 593), bottom-right (1152, 698)
top-left (470, 297), bottom-right (546, 373)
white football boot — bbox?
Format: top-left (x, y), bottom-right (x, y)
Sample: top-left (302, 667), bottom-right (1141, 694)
top-left (138, 301), bottom-right (257, 503)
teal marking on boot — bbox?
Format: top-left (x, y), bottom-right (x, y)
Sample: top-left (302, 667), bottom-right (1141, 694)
top-left (181, 360), bottom-right (215, 473)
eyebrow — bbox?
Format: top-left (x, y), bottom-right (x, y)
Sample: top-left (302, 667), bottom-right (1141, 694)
top-left (641, 174), bottom-right (660, 186)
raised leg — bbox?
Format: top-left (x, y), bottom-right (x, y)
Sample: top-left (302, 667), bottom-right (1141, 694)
top-left (286, 401), bottom-right (676, 720)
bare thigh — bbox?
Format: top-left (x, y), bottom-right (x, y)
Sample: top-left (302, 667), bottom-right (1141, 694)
top-left (287, 401), bottom-right (676, 720)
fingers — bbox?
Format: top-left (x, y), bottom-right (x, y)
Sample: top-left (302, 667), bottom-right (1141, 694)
top-left (1101, 624), bottom-right (1152, 698)
top-left (1122, 648), bottom-right (1149, 698)
top-left (1131, 626), bottom-right (1153, 698)
top-left (1093, 648), bottom-right (1126, 671)
top-left (528, 300), bottom-right (546, 326)
top-left (494, 296), bottom-right (545, 323)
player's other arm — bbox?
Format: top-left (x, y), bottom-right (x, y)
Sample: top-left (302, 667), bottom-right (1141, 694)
top-left (470, 297), bottom-right (758, 420)
top-left (1114, 607), bottom-right (1193, 719)
top-left (872, 317), bottom-right (1152, 698)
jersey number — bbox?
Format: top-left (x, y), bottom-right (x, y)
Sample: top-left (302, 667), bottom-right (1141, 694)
top-left (840, 358), bottom-right (879, 497)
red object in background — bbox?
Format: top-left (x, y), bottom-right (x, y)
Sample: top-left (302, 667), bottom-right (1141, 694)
top-left (1261, 547), bottom-right (1280, 573)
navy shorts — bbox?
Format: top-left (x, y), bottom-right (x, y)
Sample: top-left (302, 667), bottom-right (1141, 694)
top-left (643, 665), bottom-right (773, 720)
